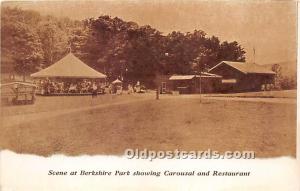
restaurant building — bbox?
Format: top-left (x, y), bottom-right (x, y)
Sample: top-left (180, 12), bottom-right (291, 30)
top-left (208, 61), bottom-right (275, 92)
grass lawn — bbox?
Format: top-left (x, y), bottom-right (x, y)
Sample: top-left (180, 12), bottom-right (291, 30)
top-left (0, 95), bottom-right (296, 158)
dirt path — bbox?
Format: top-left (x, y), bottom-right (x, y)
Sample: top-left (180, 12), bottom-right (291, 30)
top-left (2, 93), bottom-right (295, 128)
top-left (203, 96), bottom-right (296, 104)
top-left (160, 94), bottom-right (296, 104)
top-left (0, 94), bottom-right (296, 157)
top-left (2, 95), bottom-right (152, 128)
top-left (205, 90), bottom-right (297, 98)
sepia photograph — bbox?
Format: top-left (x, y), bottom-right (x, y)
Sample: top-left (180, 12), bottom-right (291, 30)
top-left (0, 0), bottom-right (297, 160)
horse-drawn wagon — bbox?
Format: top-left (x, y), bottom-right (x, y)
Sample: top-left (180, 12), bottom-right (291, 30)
top-left (1, 82), bottom-right (37, 105)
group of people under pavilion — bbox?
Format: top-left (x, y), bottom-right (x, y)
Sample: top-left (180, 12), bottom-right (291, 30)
top-left (31, 53), bottom-right (145, 96)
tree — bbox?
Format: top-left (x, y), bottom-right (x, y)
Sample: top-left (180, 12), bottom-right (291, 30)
top-left (125, 25), bottom-right (163, 86)
top-left (163, 31), bottom-right (196, 75)
top-left (2, 7), bottom-right (81, 80)
top-left (12, 23), bottom-right (44, 80)
top-left (218, 41), bottom-right (246, 63)
top-left (37, 20), bottom-right (69, 67)
top-left (163, 31), bottom-right (246, 75)
top-left (272, 64), bottom-right (296, 90)
top-left (1, 7), bottom-right (44, 80)
top-left (77, 16), bottom-right (164, 87)
top-left (271, 64), bottom-right (282, 89)
top-left (1, 6), bottom-right (247, 85)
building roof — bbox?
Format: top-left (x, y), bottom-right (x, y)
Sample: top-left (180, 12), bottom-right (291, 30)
top-left (112, 79), bottom-right (122, 84)
top-left (169, 72), bottom-right (222, 80)
top-left (209, 61), bottom-right (275, 75)
top-left (0, 81), bottom-right (37, 88)
top-left (31, 53), bottom-right (106, 78)
top-left (196, 72), bottom-right (222, 78)
top-left (169, 75), bottom-right (196, 80)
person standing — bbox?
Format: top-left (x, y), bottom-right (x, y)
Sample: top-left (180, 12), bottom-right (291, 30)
top-left (92, 82), bottom-right (98, 98)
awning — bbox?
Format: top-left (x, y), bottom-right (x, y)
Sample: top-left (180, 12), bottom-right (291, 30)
top-left (169, 75), bottom-right (196, 80)
top-left (169, 72), bottom-right (222, 80)
top-left (112, 79), bottom-right (122, 84)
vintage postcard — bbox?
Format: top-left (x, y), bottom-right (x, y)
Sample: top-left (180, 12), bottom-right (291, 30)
top-left (0, 0), bottom-right (298, 190)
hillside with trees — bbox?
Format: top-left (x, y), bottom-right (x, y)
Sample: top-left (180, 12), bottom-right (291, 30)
top-left (2, 6), bottom-right (247, 87)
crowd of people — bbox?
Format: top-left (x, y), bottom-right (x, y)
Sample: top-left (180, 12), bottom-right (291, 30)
top-left (34, 79), bottom-right (105, 95)
top-left (34, 79), bottom-right (146, 95)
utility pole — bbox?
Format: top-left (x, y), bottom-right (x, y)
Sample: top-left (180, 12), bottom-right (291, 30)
top-left (199, 71), bottom-right (202, 103)
top-left (253, 47), bottom-right (256, 64)
top-left (156, 52), bottom-right (170, 100)
top-left (197, 56), bottom-right (202, 104)
top-left (156, 85), bottom-right (160, 100)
